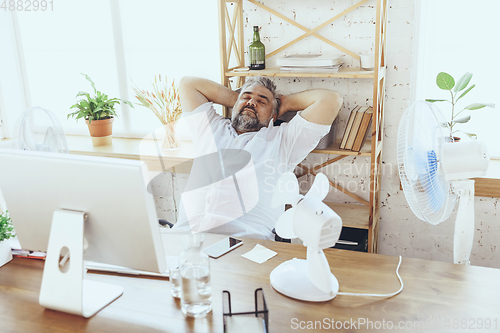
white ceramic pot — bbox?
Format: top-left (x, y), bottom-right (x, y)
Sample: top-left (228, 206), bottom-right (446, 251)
top-left (0, 239), bottom-right (13, 267)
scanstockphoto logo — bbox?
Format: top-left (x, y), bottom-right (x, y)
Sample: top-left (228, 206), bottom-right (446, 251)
top-left (291, 317), bottom-right (426, 331)
top-left (179, 149), bottom-right (259, 233)
top-left (138, 118), bottom-right (260, 233)
top-left (138, 111), bottom-right (397, 232)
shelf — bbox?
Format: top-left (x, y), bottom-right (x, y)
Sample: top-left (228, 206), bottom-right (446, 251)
top-left (226, 66), bottom-right (374, 79)
top-left (312, 140), bottom-right (372, 156)
top-left (325, 202), bottom-right (370, 229)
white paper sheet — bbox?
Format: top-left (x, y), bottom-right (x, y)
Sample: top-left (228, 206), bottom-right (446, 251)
top-left (241, 244), bottom-right (277, 264)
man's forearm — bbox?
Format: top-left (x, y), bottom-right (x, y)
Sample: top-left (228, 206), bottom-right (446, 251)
top-left (279, 89), bottom-right (342, 125)
top-left (179, 76), bottom-right (239, 113)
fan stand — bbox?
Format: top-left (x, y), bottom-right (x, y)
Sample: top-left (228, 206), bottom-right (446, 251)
top-left (270, 258), bottom-right (339, 302)
top-left (452, 180), bottom-right (475, 265)
top-left (39, 210), bottom-right (123, 317)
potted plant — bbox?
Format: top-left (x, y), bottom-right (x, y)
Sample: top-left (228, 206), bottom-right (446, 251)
top-left (68, 73), bottom-right (134, 146)
top-left (425, 72), bottom-right (495, 140)
top-left (0, 208), bottom-right (15, 267)
top-left (133, 75), bottom-right (182, 150)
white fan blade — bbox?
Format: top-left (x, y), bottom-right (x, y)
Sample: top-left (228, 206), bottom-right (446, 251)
top-left (306, 247), bottom-right (334, 294)
top-left (305, 173), bottom-right (330, 201)
top-left (453, 180), bottom-right (475, 265)
top-left (275, 208), bottom-right (297, 239)
top-left (271, 171), bottom-right (300, 208)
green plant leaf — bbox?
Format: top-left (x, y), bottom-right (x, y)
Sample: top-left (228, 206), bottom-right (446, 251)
top-left (123, 100), bottom-right (134, 108)
top-left (456, 84), bottom-right (475, 102)
top-left (436, 72), bottom-right (455, 91)
top-left (425, 99), bottom-right (448, 103)
top-left (0, 209), bottom-right (15, 242)
top-left (453, 72), bottom-right (473, 93)
top-left (69, 74), bottom-right (132, 120)
top-left (465, 103), bottom-right (495, 110)
top-left (81, 73), bottom-right (97, 94)
top-left (453, 115), bottom-right (471, 123)
top-left (462, 132), bottom-right (477, 139)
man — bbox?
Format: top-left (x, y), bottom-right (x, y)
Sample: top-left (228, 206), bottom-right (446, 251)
top-left (172, 76), bottom-right (342, 240)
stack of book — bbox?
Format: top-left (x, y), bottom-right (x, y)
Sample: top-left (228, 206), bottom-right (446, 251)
top-left (277, 54), bottom-right (344, 72)
top-left (340, 106), bottom-right (373, 152)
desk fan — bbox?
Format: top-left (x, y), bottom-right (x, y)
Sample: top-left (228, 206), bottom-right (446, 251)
top-left (13, 106), bottom-right (68, 153)
top-left (270, 172), bottom-right (342, 301)
top-left (397, 101), bottom-right (489, 264)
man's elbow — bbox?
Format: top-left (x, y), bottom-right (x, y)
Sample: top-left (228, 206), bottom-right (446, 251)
top-left (179, 76), bottom-right (196, 95)
top-left (325, 91), bottom-right (343, 118)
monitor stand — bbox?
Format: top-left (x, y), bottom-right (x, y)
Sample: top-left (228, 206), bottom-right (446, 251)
top-left (39, 209), bottom-right (123, 318)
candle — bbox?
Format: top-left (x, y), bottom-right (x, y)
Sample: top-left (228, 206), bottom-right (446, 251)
top-left (360, 51), bottom-right (375, 71)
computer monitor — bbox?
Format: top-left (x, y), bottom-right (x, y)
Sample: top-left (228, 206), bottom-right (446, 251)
top-left (0, 149), bottom-right (167, 317)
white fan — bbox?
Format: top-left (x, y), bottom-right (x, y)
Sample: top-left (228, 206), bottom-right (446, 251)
top-left (13, 106), bottom-right (68, 153)
top-left (270, 172), bottom-right (342, 301)
top-left (397, 101), bottom-right (489, 265)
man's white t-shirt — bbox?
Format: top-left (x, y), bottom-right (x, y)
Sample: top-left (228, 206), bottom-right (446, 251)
top-left (173, 102), bottom-right (330, 240)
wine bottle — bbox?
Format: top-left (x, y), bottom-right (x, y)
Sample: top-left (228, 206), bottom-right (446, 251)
top-left (248, 26), bottom-right (265, 70)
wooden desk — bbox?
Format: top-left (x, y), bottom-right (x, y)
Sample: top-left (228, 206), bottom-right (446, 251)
top-left (1, 235), bottom-right (499, 333)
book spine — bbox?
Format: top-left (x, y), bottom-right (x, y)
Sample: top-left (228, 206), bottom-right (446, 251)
top-left (340, 106), bottom-right (361, 149)
top-left (345, 107), bottom-right (368, 150)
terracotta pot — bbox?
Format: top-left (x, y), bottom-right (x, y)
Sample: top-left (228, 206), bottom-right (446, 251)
top-left (85, 117), bottom-right (114, 146)
top-left (86, 117), bottom-right (114, 137)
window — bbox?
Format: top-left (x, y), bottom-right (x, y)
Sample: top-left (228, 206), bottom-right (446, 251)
top-left (0, 0), bottom-right (220, 139)
top-left (412, 0), bottom-right (500, 158)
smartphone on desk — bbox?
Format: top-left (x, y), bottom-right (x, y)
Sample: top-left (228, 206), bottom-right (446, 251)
top-left (204, 237), bottom-right (243, 258)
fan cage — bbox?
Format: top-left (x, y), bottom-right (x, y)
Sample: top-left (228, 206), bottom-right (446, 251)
top-left (14, 106), bottom-right (69, 154)
top-left (397, 101), bottom-right (457, 225)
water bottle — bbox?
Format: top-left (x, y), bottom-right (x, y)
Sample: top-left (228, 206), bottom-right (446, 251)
top-left (179, 234), bottom-right (212, 318)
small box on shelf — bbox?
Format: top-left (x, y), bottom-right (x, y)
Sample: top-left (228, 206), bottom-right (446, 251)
top-left (334, 227), bottom-right (368, 252)
top-left (315, 117), bottom-right (338, 149)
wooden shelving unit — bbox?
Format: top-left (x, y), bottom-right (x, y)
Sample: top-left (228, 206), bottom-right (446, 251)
top-left (218, 0), bottom-right (388, 253)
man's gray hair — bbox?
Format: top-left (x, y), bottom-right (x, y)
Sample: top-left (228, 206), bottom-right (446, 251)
top-left (237, 77), bottom-right (280, 116)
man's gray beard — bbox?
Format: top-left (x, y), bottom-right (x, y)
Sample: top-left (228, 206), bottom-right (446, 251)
top-left (231, 112), bottom-right (267, 133)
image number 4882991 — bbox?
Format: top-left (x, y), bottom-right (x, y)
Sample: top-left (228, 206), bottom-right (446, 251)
top-left (1, 0), bottom-right (54, 11)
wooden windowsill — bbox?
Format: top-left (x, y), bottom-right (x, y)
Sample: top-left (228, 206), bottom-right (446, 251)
top-left (472, 160), bottom-right (500, 197)
top-left (65, 135), bottom-right (195, 173)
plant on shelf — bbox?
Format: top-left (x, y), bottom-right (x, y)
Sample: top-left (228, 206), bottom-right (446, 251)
top-left (0, 209), bottom-right (15, 243)
top-left (425, 72), bottom-right (495, 139)
top-left (0, 207), bottom-right (15, 267)
top-left (133, 75), bottom-right (182, 150)
top-left (68, 73), bottom-right (134, 146)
